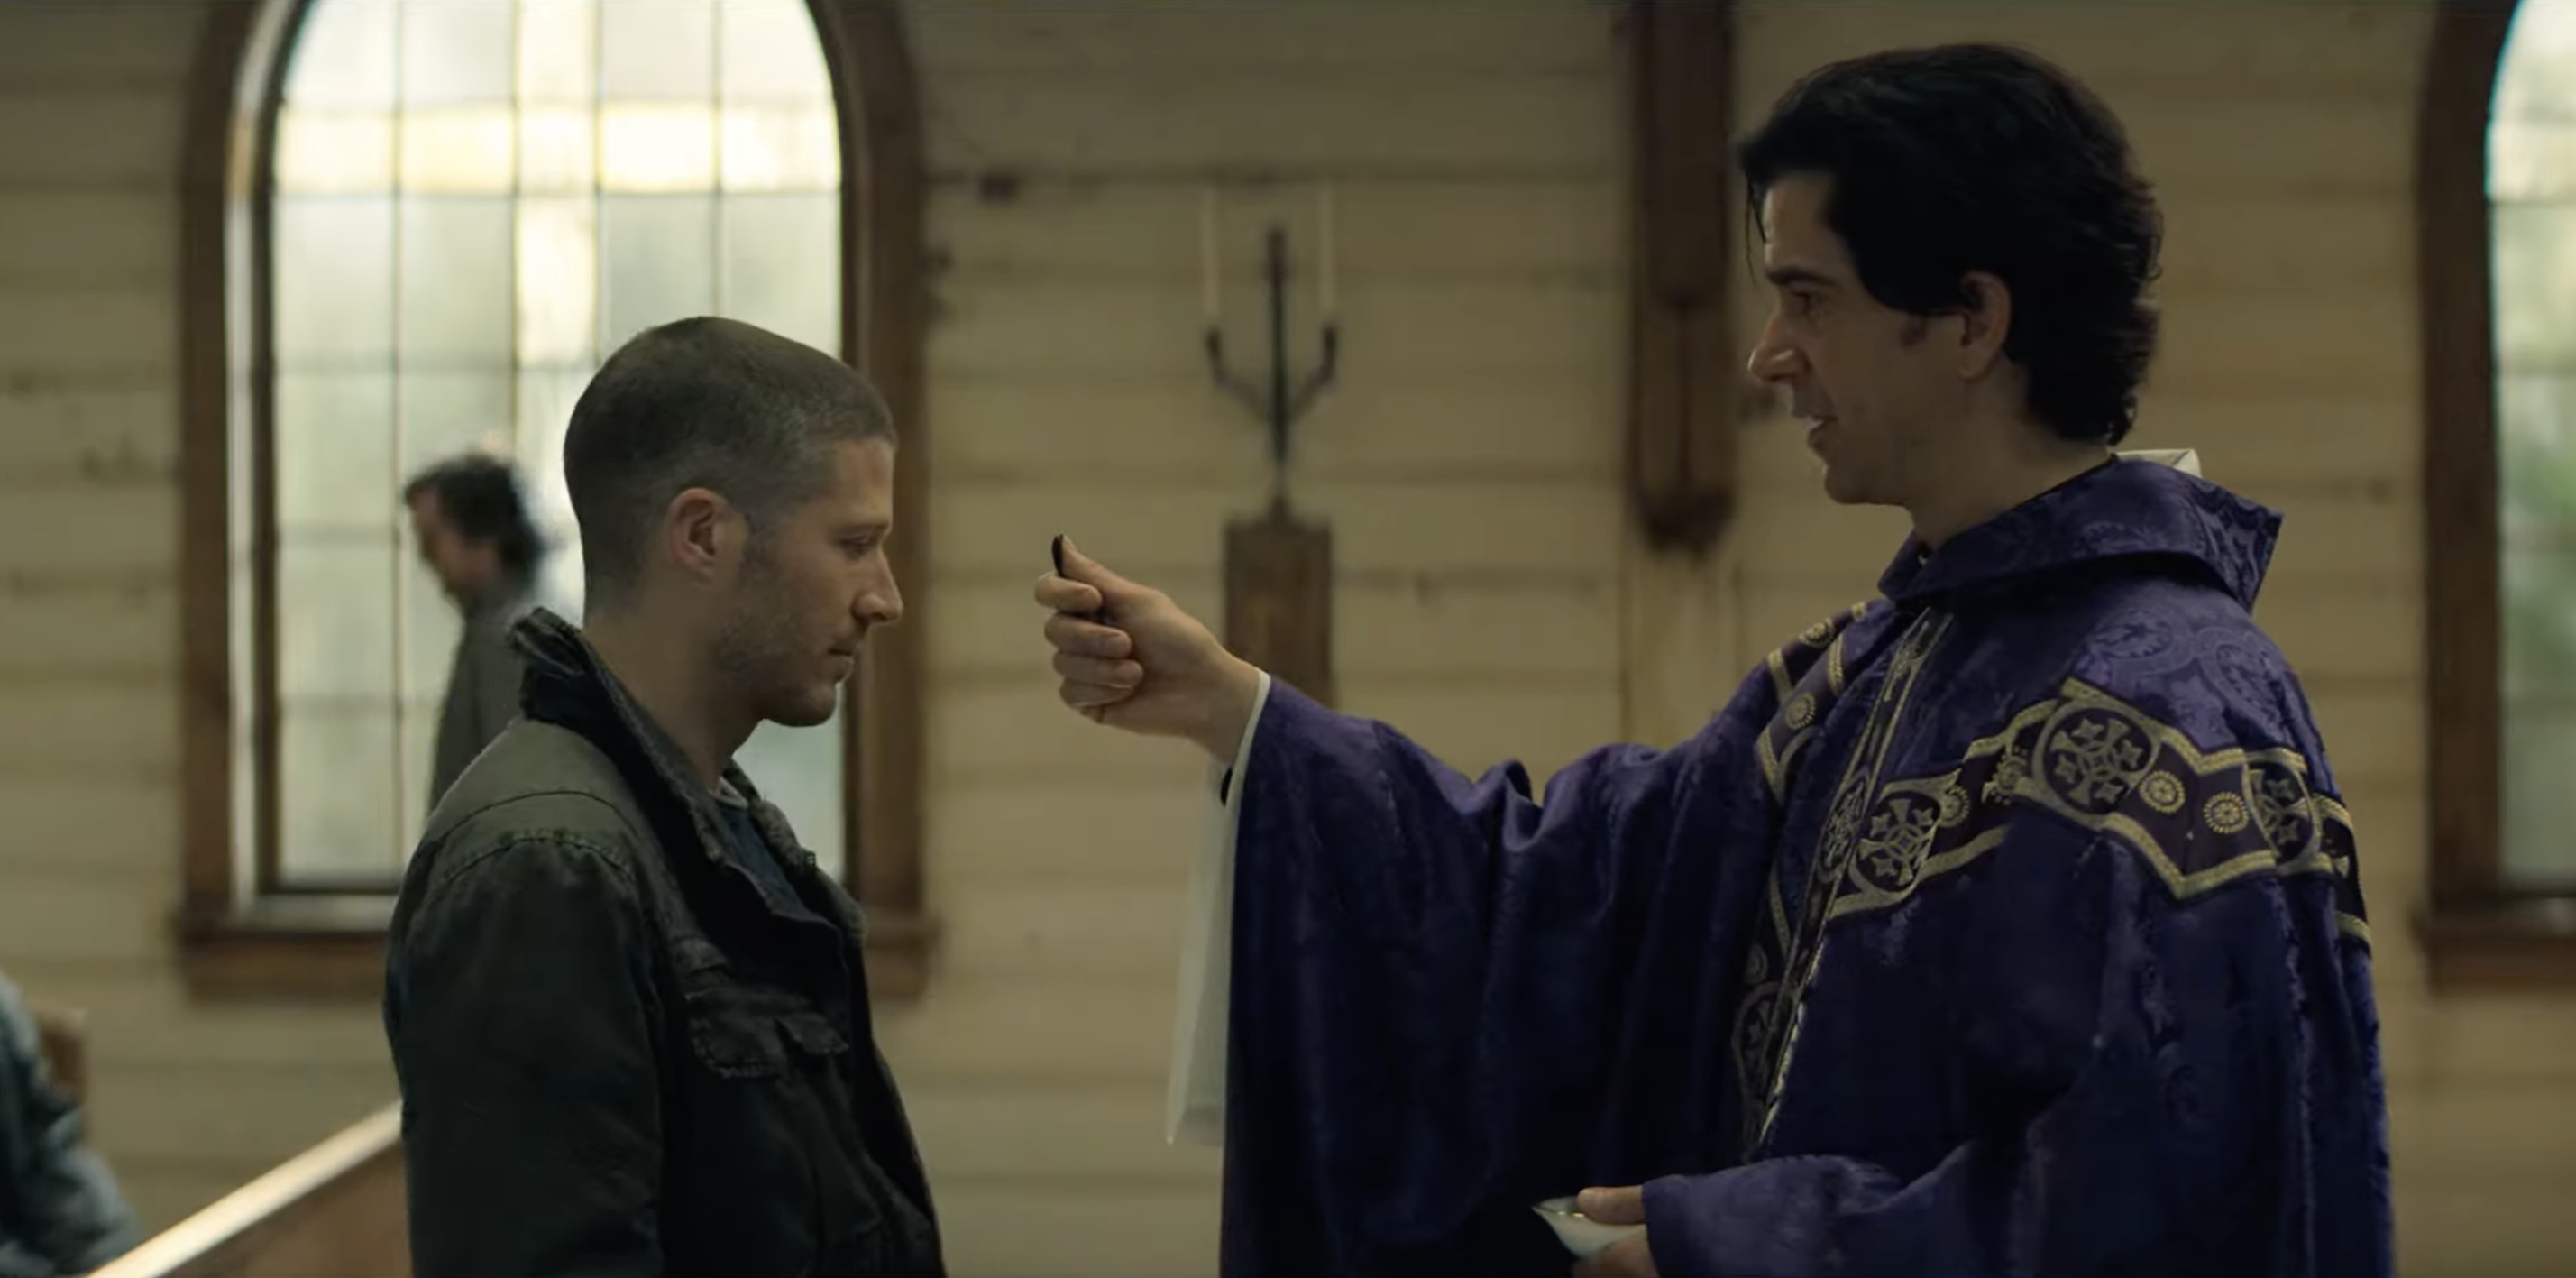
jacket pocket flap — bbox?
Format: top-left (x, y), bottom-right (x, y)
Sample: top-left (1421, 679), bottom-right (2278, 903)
top-left (685, 1008), bottom-right (788, 1078)
top-left (776, 1010), bottom-right (850, 1057)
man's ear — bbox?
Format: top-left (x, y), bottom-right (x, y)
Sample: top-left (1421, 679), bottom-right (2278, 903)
top-left (663, 487), bottom-right (740, 584)
top-left (1955, 271), bottom-right (2013, 379)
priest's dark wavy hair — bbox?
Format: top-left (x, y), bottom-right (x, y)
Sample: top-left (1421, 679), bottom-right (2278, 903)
top-left (1737, 42), bottom-right (2162, 447)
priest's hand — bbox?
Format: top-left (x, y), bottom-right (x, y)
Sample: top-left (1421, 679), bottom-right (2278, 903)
top-left (1570, 1186), bottom-right (1658, 1278)
top-left (1038, 536), bottom-right (1264, 759)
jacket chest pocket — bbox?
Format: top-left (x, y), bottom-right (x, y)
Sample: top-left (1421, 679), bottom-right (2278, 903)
top-left (674, 979), bottom-right (877, 1272)
top-left (683, 980), bottom-right (854, 1080)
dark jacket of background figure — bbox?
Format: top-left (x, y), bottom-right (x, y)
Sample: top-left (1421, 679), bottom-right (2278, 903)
top-left (426, 575), bottom-right (542, 810)
top-left (0, 971), bottom-right (141, 1278)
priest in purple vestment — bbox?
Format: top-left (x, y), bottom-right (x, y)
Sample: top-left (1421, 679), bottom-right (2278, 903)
top-left (1034, 42), bottom-right (2391, 1278)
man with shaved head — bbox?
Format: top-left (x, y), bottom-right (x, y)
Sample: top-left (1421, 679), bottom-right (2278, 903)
top-left (385, 317), bottom-right (940, 1277)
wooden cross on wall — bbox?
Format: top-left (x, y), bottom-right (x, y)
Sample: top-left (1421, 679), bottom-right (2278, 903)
top-left (1217, 0), bottom-right (1737, 703)
top-left (1209, 207), bottom-right (1342, 708)
top-left (1225, 496), bottom-right (1334, 708)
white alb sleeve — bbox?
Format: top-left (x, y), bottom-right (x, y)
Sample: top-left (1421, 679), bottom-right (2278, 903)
top-left (1164, 670), bottom-right (1272, 1146)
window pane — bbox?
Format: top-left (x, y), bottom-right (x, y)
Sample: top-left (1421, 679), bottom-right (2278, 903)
top-left (277, 113), bottom-right (396, 195)
top-left (515, 364), bottom-right (588, 514)
top-left (275, 196), bottom-right (396, 364)
top-left (399, 107), bottom-right (516, 195)
top-left (278, 538), bottom-right (400, 702)
top-left (279, 703), bottom-right (402, 885)
top-left (2506, 707), bottom-right (2576, 883)
top-left (400, 0), bottom-right (515, 106)
top-left (720, 192), bottom-right (838, 352)
top-left (720, 106), bottom-right (838, 193)
top-left (401, 553), bottom-right (465, 706)
top-left (399, 696), bottom-right (440, 849)
top-left (600, 105), bottom-right (718, 193)
top-left (2500, 372), bottom-right (2576, 488)
top-left (538, 538), bottom-right (587, 624)
top-left (2507, 548), bottom-right (2576, 694)
top-left (2499, 2), bottom-right (2576, 132)
top-left (518, 198), bottom-right (600, 363)
top-left (394, 701), bottom-right (430, 850)
top-left (401, 197), bottom-right (515, 363)
top-left (735, 715), bottom-right (845, 881)
top-left (287, 0), bottom-right (398, 110)
top-left (2502, 370), bottom-right (2576, 714)
top-left (2491, 204), bottom-right (2576, 369)
top-left (517, 0), bottom-right (599, 103)
top-left (519, 108), bottom-right (596, 193)
top-left (600, 0), bottom-right (715, 99)
top-left (2491, 122), bottom-right (2576, 204)
top-left (276, 371), bottom-right (397, 533)
top-left (601, 194), bottom-right (715, 345)
top-left (268, 0), bottom-right (855, 891)
top-left (720, 0), bottom-right (832, 103)
top-left (400, 372), bottom-right (516, 474)
top-left (517, 366), bottom-right (591, 618)
top-left (2499, 0), bottom-right (2576, 891)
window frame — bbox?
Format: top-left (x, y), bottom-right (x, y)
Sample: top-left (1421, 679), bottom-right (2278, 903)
top-left (2418, 0), bottom-right (2576, 988)
top-left (174, 0), bottom-right (937, 1001)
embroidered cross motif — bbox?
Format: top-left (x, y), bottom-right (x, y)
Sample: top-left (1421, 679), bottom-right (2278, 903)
top-left (2043, 711), bottom-right (2151, 812)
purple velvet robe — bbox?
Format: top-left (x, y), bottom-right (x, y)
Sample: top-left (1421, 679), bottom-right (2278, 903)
top-left (1214, 458), bottom-right (2392, 1277)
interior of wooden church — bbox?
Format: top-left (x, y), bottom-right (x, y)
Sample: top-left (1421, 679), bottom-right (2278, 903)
top-left (0, 0), bottom-right (2570, 1273)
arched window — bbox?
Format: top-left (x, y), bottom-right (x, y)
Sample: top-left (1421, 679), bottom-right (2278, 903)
top-left (2490, 3), bottom-right (2576, 878)
top-left (2424, 0), bottom-right (2576, 982)
top-left (177, 0), bottom-right (933, 998)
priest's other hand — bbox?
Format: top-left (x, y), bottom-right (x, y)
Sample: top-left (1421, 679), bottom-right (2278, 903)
top-left (1570, 1186), bottom-right (1658, 1278)
top-left (1038, 536), bottom-right (1263, 759)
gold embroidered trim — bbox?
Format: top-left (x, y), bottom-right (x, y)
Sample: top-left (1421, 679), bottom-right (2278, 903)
top-left (1732, 665), bottom-right (2373, 1160)
top-left (1753, 604), bottom-right (1877, 807)
top-left (1744, 609), bottom-right (1952, 1154)
top-left (1818, 677), bottom-right (2365, 924)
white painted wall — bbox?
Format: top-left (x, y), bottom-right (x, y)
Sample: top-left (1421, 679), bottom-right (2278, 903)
top-left (0, 2), bottom-right (2568, 1274)
top-left (882, 5), bottom-right (1629, 1270)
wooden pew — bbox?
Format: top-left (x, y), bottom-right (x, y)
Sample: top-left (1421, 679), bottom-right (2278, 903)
top-left (23, 1002), bottom-right (408, 1278)
top-left (90, 1104), bottom-right (408, 1278)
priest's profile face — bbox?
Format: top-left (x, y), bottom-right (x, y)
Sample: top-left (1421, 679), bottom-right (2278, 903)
top-left (1746, 173), bottom-right (1990, 512)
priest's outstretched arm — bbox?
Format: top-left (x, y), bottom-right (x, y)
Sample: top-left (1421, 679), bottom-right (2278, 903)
top-left (1037, 540), bottom-right (1809, 1274)
top-left (1037, 539), bottom-right (2385, 1278)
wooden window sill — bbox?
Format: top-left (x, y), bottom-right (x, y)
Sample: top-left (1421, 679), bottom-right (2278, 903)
top-left (2419, 898), bottom-right (2576, 991)
top-left (177, 901), bottom-right (937, 1004)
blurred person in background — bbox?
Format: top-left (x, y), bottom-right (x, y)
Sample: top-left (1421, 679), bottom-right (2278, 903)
top-left (404, 452), bottom-right (548, 807)
top-left (0, 969), bottom-right (139, 1278)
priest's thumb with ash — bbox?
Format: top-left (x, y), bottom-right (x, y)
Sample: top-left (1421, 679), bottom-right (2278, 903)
top-left (1051, 535), bottom-right (1133, 607)
top-left (1047, 535), bottom-right (1257, 755)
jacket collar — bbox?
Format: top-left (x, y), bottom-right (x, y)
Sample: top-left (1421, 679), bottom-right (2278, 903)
top-left (509, 608), bottom-right (849, 933)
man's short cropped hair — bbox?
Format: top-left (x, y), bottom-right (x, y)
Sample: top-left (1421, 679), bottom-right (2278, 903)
top-left (561, 317), bottom-right (894, 603)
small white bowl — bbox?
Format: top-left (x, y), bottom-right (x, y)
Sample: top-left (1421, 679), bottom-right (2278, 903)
top-left (1531, 1196), bottom-right (1646, 1258)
